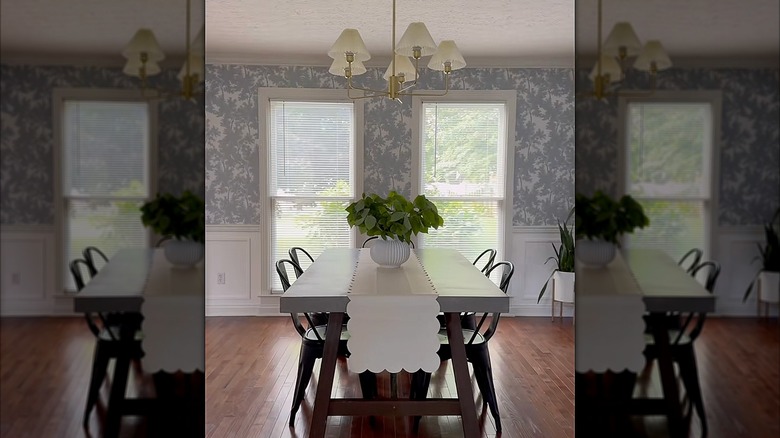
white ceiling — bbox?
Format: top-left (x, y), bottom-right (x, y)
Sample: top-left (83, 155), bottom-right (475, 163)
top-left (1, 0), bottom-right (778, 68)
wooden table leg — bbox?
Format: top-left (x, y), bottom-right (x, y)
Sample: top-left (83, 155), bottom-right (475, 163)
top-left (444, 312), bottom-right (479, 436)
top-left (104, 352), bottom-right (131, 438)
top-left (648, 313), bottom-right (685, 438)
top-left (310, 312), bottom-right (344, 438)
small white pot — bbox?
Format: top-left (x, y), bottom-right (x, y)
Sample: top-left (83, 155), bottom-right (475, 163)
top-left (553, 271), bottom-right (576, 303)
top-left (369, 238), bottom-right (411, 268)
top-left (758, 271), bottom-right (780, 304)
top-left (164, 239), bottom-right (204, 268)
top-left (575, 238), bottom-right (617, 268)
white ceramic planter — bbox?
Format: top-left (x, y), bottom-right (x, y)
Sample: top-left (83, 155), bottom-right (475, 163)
top-left (758, 271), bottom-right (780, 304)
top-left (553, 271), bottom-right (576, 303)
top-left (369, 238), bottom-right (411, 268)
top-left (164, 239), bottom-right (204, 268)
top-left (575, 239), bottom-right (617, 268)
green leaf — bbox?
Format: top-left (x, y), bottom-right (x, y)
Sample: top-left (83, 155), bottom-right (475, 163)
top-left (364, 215), bottom-right (377, 230)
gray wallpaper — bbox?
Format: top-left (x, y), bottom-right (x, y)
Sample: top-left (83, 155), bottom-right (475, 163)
top-left (575, 68), bottom-right (780, 226)
top-left (0, 64), bottom-right (205, 225)
top-left (205, 65), bottom-right (575, 226)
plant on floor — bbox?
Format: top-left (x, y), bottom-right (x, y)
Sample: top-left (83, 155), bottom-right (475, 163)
top-left (742, 207), bottom-right (780, 302)
top-left (574, 190), bottom-right (649, 245)
top-left (140, 191), bottom-right (205, 244)
top-left (538, 207), bottom-right (575, 303)
top-left (345, 191), bottom-right (444, 243)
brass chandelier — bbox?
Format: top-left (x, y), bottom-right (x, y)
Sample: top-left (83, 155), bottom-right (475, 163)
top-left (327, 0), bottom-right (466, 101)
top-left (121, 0), bottom-right (204, 101)
top-left (587, 0), bottom-right (673, 100)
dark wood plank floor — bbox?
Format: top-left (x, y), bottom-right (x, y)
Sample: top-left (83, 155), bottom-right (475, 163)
top-left (1, 316), bottom-right (777, 437)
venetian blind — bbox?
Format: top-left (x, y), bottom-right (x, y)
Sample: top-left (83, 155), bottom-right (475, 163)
top-left (268, 100), bottom-right (355, 292)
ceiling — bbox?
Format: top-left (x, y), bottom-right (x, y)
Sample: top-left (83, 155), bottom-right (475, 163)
top-left (1, 0), bottom-right (778, 68)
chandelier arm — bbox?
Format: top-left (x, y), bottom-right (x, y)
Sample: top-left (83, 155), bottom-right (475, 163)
top-left (398, 73), bottom-right (451, 97)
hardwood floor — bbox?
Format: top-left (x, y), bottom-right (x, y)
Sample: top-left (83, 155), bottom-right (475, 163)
top-left (1, 316), bottom-right (777, 437)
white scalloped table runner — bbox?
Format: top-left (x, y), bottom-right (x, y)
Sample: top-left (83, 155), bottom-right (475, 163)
top-left (575, 252), bottom-right (647, 373)
top-left (140, 252), bottom-right (205, 373)
top-left (346, 251), bottom-right (441, 374)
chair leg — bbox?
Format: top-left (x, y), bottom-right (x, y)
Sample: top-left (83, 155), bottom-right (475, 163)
top-left (289, 344), bottom-right (319, 427)
top-left (676, 347), bottom-right (707, 438)
top-left (410, 370), bottom-right (432, 431)
top-left (470, 347), bottom-right (501, 432)
top-left (83, 341), bottom-right (110, 426)
top-left (358, 371), bottom-right (377, 400)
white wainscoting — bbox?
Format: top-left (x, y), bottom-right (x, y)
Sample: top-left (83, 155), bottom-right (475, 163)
top-left (714, 226), bottom-right (776, 316)
top-left (0, 226), bottom-right (58, 315)
top-left (510, 226), bottom-right (571, 317)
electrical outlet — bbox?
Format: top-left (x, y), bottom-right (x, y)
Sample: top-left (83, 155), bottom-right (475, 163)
top-left (11, 272), bottom-right (20, 285)
top-left (217, 272), bottom-right (226, 285)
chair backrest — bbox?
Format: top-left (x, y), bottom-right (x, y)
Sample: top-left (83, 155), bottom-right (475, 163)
top-left (469, 261), bottom-right (514, 344)
top-left (82, 246), bottom-right (109, 278)
top-left (70, 259), bottom-right (106, 338)
top-left (674, 260), bottom-right (720, 343)
top-left (472, 249), bottom-right (497, 275)
top-left (362, 236), bottom-right (415, 249)
top-left (677, 248), bottom-right (703, 274)
top-left (275, 259), bottom-right (324, 341)
top-left (288, 247), bottom-right (314, 277)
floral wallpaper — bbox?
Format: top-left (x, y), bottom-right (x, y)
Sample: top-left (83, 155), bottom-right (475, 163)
top-left (205, 65), bottom-right (575, 226)
top-left (0, 64), bottom-right (205, 225)
top-left (575, 68), bottom-right (780, 226)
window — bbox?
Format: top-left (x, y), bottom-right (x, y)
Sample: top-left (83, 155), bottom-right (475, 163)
top-left (619, 93), bottom-right (720, 260)
top-left (260, 89), bottom-right (362, 293)
top-left (55, 90), bottom-right (156, 291)
top-left (412, 91), bottom-right (516, 264)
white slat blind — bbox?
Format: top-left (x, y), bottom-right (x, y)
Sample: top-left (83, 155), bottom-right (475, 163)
top-left (624, 102), bottom-right (712, 260)
top-left (269, 100), bottom-right (355, 292)
top-left (63, 100), bottom-right (150, 289)
top-left (418, 102), bottom-right (507, 265)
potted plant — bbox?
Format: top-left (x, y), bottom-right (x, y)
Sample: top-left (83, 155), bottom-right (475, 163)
top-left (537, 208), bottom-right (575, 309)
top-left (345, 191), bottom-right (444, 267)
top-left (574, 191), bottom-right (649, 267)
top-left (743, 207), bottom-right (780, 308)
top-left (140, 191), bottom-right (205, 267)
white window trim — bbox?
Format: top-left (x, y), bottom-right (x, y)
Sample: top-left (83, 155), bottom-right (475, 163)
top-left (258, 88), bottom-right (365, 296)
top-left (411, 90), bottom-right (517, 262)
top-left (617, 90), bottom-right (722, 260)
top-left (53, 88), bottom-right (159, 293)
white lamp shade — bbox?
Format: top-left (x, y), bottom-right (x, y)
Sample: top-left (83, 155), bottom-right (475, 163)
top-left (327, 29), bottom-right (371, 61)
top-left (123, 58), bottom-right (161, 77)
top-left (634, 40), bottom-right (673, 71)
top-left (178, 54), bottom-right (205, 81)
top-left (328, 58), bottom-right (367, 76)
top-left (383, 55), bottom-right (417, 80)
top-left (122, 29), bottom-right (165, 62)
top-left (427, 40), bottom-right (466, 71)
top-left (602, 22), bottom-right (642, 57)
top-left (589, 55), bottom-right (622, 83)
top-left (395, 22), bottom-right (437, 58)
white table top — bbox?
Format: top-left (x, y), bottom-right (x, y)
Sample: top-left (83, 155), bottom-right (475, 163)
top-left (279, 248), bottom-right (509, 314)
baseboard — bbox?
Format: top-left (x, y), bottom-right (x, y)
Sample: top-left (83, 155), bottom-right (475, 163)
top-left (510, 304), bottom-right (574, 318)
top-left (206, 303), bottom-right (282, 317)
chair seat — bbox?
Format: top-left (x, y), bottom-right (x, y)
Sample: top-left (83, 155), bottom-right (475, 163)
top-left (643, 331), bottom-right (693, 347)
top-left (436, 328), bottom-right (486, 345)
top-left (98, 327), bottom-right (144, 342)
top-left (304, 325), bottom-right (350, 342)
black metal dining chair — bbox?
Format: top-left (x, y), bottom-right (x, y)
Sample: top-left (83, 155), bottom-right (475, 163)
top-left (276, 259), bottom-right (375, 426)
top-left (678, 248), bottom-right (703, 274)
top-left (82, 246), bottom-right (109, 278)
top-left (641, 260), bottom-right (720, 438)
top-left (472, 249), bottom-right (497, 274)
top-left (70, 258), bottom-right (144, 427)
top-left (288, 247), bottom-right (315, 278)
top-left (411, 261), bottom-right (515, 432)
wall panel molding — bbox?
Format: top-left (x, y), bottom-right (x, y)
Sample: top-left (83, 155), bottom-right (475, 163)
top-left (0, 228), bottom-right (57, 315)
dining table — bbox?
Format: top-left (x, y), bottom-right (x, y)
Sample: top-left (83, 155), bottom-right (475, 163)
top-left (73, 247), bottom-right (204, 438)
top-left (576, 248), bottom-right (715, 438)
top-left (279, 247), bottom-right (509, 437)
